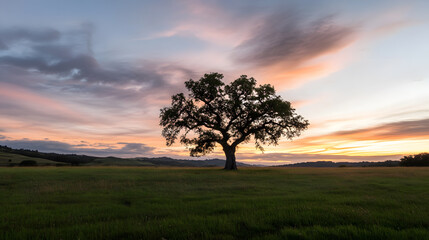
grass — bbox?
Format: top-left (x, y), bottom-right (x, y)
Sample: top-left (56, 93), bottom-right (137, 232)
top-left (1, 167), bottom-right (429, 239)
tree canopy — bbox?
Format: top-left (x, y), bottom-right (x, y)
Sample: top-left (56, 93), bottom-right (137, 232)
top-left (160, 73), bottom-right (309, 169)
top-left (400, 153), bottom-right (429, 166)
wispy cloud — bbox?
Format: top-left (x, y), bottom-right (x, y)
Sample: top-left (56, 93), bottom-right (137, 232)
top-left (140, 0), bottom-right (254, 47)
top-left (0, 25), bottom-right (197, 145)
top-left (229, 10), bottom-right (359, 89)
top-left (0, 27), bottom-right (168, 89)
top-left (276, 118), bottom-right (429, 157)
top-left (233, 12), bottom-right (357, 68)
top-left (0, 27), bottom-right (60, 49)
top-left (328, 118), bottom-right (429, 141)
top-left (139, 3), bottom-right (360, 89)
top-left (0, 82), bottom-right (93, 124)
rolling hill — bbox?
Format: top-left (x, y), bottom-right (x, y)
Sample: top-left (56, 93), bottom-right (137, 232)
top-left (0, 145), bottom-right (251, 167)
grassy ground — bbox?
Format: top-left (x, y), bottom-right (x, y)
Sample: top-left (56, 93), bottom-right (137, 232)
top-left (1, 167), bottom-right (429, 239)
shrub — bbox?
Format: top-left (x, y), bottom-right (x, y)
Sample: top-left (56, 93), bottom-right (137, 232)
top-left (19, 160), bottom-right (38, 166)
top-left (400, 153), bottom-right (429, 166)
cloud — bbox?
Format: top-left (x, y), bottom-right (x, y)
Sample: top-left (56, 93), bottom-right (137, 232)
top-left (0, 139), bottom-right (74, 153)
top-left (0, 31), bottom-right (168, 89)
top-left (0, 82), bottom-right (95, 125)
top-left (277, 118), bottom-right (429, 158)
top-left (0, 25), bottom-right (193, 101)
top-left (117, 142), bottom-right (155, 153)
top-left (0, 139), bottom-right (154, 157)
top-left (141, 0), bottom-right (254, 47)
top-left (0, 135), bottom-right (5, 140)
top-left (328, 118), bottom-right (429, 141)
top-left (0, 27), bottom-right (60, 49)
top-left (0, 25), bottom-right (195, 137)
top-left (366, 5), bottom-right (418, 39)
top-left (233, 12), bottom-right (357, 68)
top-left (0, 40), bottom-right (7, 50)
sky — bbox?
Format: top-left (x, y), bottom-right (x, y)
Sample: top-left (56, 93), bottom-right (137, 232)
top-left (1, 0), bottom-right (429, 165)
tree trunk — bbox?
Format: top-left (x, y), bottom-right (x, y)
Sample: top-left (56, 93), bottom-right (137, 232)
top-left (223, 147), bottom-right (237, 170)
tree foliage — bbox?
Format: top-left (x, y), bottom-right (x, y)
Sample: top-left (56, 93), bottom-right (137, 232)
top-left (160, 73), bottom-right (309, 169)
top-left (400, 153), bottom-right (429, 166)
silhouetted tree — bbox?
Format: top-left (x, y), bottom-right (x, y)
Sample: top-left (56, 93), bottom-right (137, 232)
top-left (400, 153), bottom-right (429, 166)
top-left (160, 73), bottom-right (309, 170)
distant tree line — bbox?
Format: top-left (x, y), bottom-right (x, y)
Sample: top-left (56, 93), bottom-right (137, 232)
top-left (400, 153), bottom-right (429, 166)
top-left (0, 145), bottom-right (96, 166)
top-left (276, 160), bottom-right (400, 168)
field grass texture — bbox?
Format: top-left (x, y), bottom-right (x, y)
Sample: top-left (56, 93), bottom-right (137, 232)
top-left (1, 167), bottom-right (429, 239)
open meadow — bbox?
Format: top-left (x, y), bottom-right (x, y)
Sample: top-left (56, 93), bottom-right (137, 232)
top-left (1, 167), bottom-right (429, 239)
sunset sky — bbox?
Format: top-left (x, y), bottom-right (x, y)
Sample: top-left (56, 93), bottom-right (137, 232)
top-left (1, 0), bottom-right (428, 165)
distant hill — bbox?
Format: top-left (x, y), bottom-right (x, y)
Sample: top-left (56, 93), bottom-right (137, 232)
top-left (86, 156), bottom-right (252, 167)
top-left (134, 157), bottom-right (251, 167)
top-left (0, 151), bottom-right (69, 167)
top-left (0, 145), bottom-right (96, 166)
top-left (275, 160), bottom-right (400, 167)
top-left (0, 145), bottom-right (251, 167)
top-left (1, 145), bottom-right (401, 168)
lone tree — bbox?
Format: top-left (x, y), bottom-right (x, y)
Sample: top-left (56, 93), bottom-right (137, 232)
top-left (160, 73), bottom-right (309, 170)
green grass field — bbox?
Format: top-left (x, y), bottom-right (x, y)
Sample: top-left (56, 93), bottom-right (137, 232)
top-left (1, 167), bottom-right (429, 239)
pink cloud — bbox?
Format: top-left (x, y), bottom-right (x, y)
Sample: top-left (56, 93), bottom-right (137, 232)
top-left (0, 82), bottom-right (90, 123)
